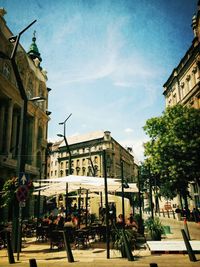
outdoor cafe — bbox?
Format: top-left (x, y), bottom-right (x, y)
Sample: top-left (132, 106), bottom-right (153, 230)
top-left (32, 175), bottom-right (139, 250)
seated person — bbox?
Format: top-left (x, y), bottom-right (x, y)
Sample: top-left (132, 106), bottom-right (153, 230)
top-left (64, 215), bottom-right (75, 228)
top-left (116, 214), bottom-right (124, 228)
top-left (126, 215), bottom-right (138, 231)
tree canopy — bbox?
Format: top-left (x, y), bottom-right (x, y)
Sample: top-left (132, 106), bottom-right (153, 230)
top-left (143, 104), bottom-right (200, 201)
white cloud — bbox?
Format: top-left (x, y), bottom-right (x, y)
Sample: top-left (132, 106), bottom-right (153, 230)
top-left (124, 128), bottom-right (134, 133)
top-left (114, 82), bottom-right (132, 88)
top-left (120, 136), bottom-right (149, 163)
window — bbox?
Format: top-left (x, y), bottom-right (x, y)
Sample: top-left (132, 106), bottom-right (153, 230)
top-left (193, 183), bottom-right (199, 194)
top-left (3, 63), bottom-right (11, 79)
top-left (27, 78), bottom-right (33, 99)
top-left (173, 93), bottom-right (177, 105)
top-left (55, 170), bottom-right (57, 176)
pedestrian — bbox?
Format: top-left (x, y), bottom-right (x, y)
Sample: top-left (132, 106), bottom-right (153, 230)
top-left (175, 205), bottom-right (181, 221)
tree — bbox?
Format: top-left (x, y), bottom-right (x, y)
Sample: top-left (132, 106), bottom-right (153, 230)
top-left (143, 105), bottom-right (200, 207)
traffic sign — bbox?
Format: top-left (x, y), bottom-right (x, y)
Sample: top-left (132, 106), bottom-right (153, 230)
top-left (16, 185), bottom-right (29, 202)
top-left (19, 172), bottom-right (29, 186)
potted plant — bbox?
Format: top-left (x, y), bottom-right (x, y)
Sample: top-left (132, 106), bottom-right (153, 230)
top-left (112, 227), bottom-right (136, 257)
top-left (145, 217), bottom-right (164, 241)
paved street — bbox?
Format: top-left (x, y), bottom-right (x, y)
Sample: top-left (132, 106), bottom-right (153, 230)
top-left (0, 218), bottom-right (199, 267)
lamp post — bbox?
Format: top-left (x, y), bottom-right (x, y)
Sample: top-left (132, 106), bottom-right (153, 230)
top-left (5, 20), bottom-right (37, 256)
top-left (103, 150), bottom-right (110, 259)
top-left (148, 166), bottom-right (154, 220)
top-left (58, 113), bottom-right (72, 175)
top-left (137, 165), bottom-right (144, 235)
top-left (120, 160), bottom-right (125, 228)
top-left (57, 113), bottom-right (72, 217)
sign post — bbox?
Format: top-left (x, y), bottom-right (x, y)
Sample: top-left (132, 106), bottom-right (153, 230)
top-left (16, 172), bottom-right (29, 261)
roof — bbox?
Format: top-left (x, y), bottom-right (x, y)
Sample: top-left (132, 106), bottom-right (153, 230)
top-left (59, 130), bottom-right (105, 147)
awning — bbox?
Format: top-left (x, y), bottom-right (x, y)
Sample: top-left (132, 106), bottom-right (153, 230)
top-left (33, 175), bottom-right (138, 196)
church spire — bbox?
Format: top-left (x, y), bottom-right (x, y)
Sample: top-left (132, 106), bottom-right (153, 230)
top-left (27, 31), bottom-right (42, 63)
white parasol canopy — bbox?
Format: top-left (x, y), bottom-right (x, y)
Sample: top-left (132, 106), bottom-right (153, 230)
top-left (34, 175), bottom-right (138, 196)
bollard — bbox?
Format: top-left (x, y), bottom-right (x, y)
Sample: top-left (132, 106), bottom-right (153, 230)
top-left (121, 230), bottom-right (134, 261)
top-left (150, 264), bottom-right (158, 267)
top-left (6, 231), bottom-right (15, 264)
top-left (183, 218), bottom-right (191, 240)
top-left (172, 210), bottom-right (176, 219)
top-left (167, 210), bottom-right (170, 218)
top-left (63, 230), bottom-right (74, 262)
top-left (181, 229), bottom-right (197, 262)
top-left (29, 258), bottom-right (37, 267)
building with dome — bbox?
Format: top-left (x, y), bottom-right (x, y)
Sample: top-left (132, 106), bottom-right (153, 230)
top-left (0, 9), bottom-right (50, 220)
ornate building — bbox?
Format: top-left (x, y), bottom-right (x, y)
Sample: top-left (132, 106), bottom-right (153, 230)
top-left (0, 9), bottom-right (50, 218)
top-left (48, 130), bottom-right (138, 183)
top-left (163, 3), bottom-right (200, 108)
top-left (163, 2), bottom-right (200, 209)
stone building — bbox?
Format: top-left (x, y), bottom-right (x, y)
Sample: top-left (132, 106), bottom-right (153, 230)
top-left (163, 3), bottom-right (200, 108)
top-left (47, 130), bottom-right (138, 183)
top-left (0, 9), bottom-right (50, 219)
top-left (163, 2), bottom-right (200, 209)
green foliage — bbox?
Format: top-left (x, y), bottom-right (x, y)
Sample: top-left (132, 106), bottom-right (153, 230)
top-left (143, 105), bottom-right (200, 199)
top-left (145, 217), bottom-right (164, 240)
top-left (112, 227), bottom-right (136, 251)
top-left (1, 177), bottom-right (19, 207)
top-left (1, 177), bottom-right (34, 207)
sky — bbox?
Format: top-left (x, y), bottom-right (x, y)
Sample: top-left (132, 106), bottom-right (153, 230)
top-left (1, 0), bottom-right (198, 162)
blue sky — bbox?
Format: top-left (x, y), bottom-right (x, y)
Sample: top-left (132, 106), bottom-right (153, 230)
top-left (1, 0), bottom-right (198, 161)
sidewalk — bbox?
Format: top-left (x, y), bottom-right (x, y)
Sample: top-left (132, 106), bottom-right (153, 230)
top-left (0, 217), bottom-right (199, 267)
top-left (0, 240), bottom-right (199, 267)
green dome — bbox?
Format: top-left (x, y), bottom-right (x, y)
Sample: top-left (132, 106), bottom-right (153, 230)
top-left (27, 31), bottom-right (42, 62)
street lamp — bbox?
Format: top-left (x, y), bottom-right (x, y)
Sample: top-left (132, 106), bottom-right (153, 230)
top-left (58, 113), bottom-right (72, 175)
top-left (120, 160), bottom-right (125, 228)
top-left (57, 114), bottom-right (72, 217)
top-left (137, 165), bottom-right (144, 235)
top-left (0, 20), bottom-right (37, 256)
top-left (102, 150), bottom-right (110, 259)
top-left (29, 96), bottom-right (46, 102)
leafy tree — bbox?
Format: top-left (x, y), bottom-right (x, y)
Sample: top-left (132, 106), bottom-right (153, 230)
top-left (143, 105), bottom-right (200, 207)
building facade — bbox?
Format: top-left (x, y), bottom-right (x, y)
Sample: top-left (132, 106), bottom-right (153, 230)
top-left (47, 130), bottom-right (138, 183)
top-left (163, 2), bottom-right (200, 209)
top-left (163, 3), bottom-right (200, 108)
top-left (0, 9), bottom-right (50, 218)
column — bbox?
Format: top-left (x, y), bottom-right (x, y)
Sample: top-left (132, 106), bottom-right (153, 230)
top-left (5, 99), bottom-right (13, 155)
top-left (0, 103), bottom-right (5, 152)
top-left (32, 116), bottom-right (38, 166)
top-left (11, 113), bottom-right (18, 158)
